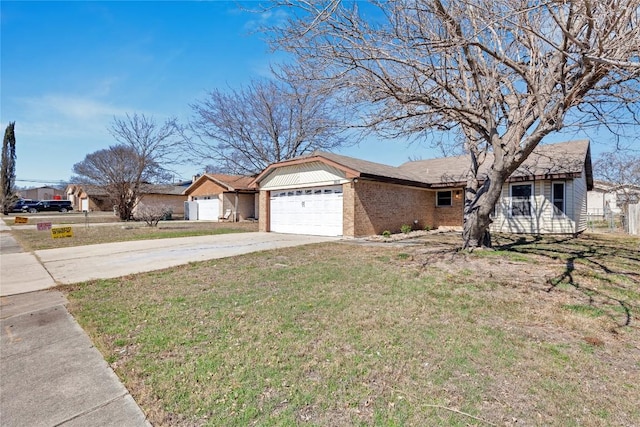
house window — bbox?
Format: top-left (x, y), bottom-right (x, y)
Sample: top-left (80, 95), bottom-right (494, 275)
top-left (436, 191), bottom-right (452, 207)
top-left (511, 183), bottom-right (532, 217)
top-left (552, 182), bottom-right (565, 215)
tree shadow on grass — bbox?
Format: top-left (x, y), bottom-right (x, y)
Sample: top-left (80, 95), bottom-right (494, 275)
top-left (493, 233), bottom-right (640, 329)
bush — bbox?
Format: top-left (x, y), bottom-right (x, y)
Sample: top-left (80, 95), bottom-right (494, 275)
top-left (133, 203), bottom-right (173, 227)
top-left (382, 230), bottom-right (391, 238)
top-left (400, 224), bottom-right (412, 234)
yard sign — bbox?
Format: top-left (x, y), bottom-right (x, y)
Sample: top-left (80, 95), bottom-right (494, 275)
top-left (14, 217), bottom-right (28, 224)
top-left (51, 226), bottom-right (73, 239)
top-left (37, 222), bottom-right (52, 231)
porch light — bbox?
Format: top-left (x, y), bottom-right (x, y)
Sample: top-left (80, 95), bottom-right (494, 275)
top-left (455, 190), bottom-right (461, 199)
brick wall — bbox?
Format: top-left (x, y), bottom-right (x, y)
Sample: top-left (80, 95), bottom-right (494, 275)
top-left (433, 189), bottom-right (464, 227)
top-left (188, 180), bottom-right (226, 199)
top-left (258, 190), bottom-right (270, 232)
top-left (349, 180), bottom-right (435, 236)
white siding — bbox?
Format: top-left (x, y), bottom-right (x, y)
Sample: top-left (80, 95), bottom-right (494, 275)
top-left (260, 162), bottom-right (349, 190)
top-left (573, 169), bottom-right (588, 233)
top-left (490, 172), bottom-right (587, 234)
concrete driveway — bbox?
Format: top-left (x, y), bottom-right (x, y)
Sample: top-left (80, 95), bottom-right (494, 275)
top-left (35, 232), bottom-right (337, 286)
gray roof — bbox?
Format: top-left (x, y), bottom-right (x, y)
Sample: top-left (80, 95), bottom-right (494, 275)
top-left (398, 140), bottom-right (592, 188)
top-left (140, 184), bottom-right (187, 196)
top-left (258, 140), bottom-right (592, 190)
top-left (311, 150), bottom-right (430, 187)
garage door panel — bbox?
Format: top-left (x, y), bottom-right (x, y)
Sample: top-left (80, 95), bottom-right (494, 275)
top-left (270, 186), bottom-right (342, 236)
top-left (196, 199), bottom-right (219, 221)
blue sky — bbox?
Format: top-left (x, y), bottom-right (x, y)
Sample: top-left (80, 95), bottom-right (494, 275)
top-left (2, 0), bottom-right (439, 187)
top-left (0, 1), bottom-right (625, 188)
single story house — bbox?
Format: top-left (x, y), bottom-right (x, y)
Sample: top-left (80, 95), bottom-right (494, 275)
top-left (252, 139), bottom-right (593, 237)
top-left (183, 174), bottom-right (257, 221)
top-left (66, 184), bottom-right (112, 212)
top-left (134, 184), bottom-right (188, 217)
top-left (20, 186), bottom-right (65, 201)
top-left (66, 183), bottom-right (189, 216)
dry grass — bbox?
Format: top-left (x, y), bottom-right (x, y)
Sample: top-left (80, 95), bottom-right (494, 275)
top-left (11, 221), bottom-right (258, 251)
top-left (63, 232), bottom-right (640, 426)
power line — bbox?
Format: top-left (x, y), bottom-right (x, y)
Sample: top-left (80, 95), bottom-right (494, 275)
top-left (16, 178), bottom-right (68, 184)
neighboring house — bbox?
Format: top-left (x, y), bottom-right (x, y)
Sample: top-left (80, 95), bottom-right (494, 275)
top-left (252, 140), bottom-right (593, 237)
top-left (20, 186), bottom-right (65, 201)
top-left (65, 184), bottom-right (112, 212)
top-left (134, 184), bottom-right (189, 217)
top-left (183, 174), bottom-right (258, 221)
top-left (66, 183), bottom-right (189, 216)
top-left (587, 180), bottom-right (640, 218)
top-left (587, 180), bottom-right (621, 218)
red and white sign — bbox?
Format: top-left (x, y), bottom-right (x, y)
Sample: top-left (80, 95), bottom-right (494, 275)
top-left (37, 222), bottom-right (52, 231)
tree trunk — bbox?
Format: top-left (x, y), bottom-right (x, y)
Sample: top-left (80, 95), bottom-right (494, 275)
top-left (462, 204), bottom-right (493, 249)
top-left (461, 169), bottom-right (505, 250)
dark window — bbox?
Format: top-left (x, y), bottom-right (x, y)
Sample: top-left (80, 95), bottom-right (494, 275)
top-left (511, 184), bottom-right (532, 217)
top-left (552, 182), bottom-right (565, 215)
top-left (436, 191), bottom-right (452, 207)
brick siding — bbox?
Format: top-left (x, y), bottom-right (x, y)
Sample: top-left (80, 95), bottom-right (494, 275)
top-left (348, 180), bottom-right (436, 236)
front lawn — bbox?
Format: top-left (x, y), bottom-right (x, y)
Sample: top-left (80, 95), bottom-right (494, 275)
top-left (63, 233), bottom-right (640, 426)
top-left (11, 221), bottom-right (258, 251)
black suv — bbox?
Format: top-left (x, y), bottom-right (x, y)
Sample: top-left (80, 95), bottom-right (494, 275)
top-left (11, 199), bottom-right (40, 213)
top-left (27, 200), bottom-right (73, 213)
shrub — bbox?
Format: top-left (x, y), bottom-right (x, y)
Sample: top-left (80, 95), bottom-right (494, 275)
top-left (382, 230), bottom-right (391, 238)
top-left (400, 224), bottom-right (412, 234)
top-left (133, 203), bottom-right (173, 227)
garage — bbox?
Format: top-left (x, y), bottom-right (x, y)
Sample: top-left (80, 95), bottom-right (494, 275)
top-left (270, 186), bottom-right (343, 236)
top-left (194, 199), bottom-right (220, 220)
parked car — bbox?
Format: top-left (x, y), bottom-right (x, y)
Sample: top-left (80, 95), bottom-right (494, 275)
top-left (26, 200), bottom-right (73, 213)
top-left (11, 199), bottom-right (39, 213)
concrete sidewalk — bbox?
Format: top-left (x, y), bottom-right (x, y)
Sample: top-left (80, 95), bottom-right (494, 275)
top-left (1, 217), bottom-right (151, 426)
top-left (1, 291), bottom-right (151, 427)
top-left (0, 217), bottom-right (337, 426)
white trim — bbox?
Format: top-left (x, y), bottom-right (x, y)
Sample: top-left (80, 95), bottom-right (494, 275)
top-left (552, 181), bottom-right (566, 216)
top-left (510, 182), bottom-right (533, 217)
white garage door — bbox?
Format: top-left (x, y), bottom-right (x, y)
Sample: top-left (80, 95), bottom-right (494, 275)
top-left (270, 186), bottom-right (343, 236)
top-left (196, 199), bottom-right (220, 221)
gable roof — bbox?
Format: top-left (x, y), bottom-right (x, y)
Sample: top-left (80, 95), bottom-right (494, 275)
top-left (253, 151), bottom-right (430, 188)
top-left (399, 140), bottom-right (593, 189)
top-left (253, 140), bottom-right (593, 190)
top-left (184, 173), bottom-right (256, 195)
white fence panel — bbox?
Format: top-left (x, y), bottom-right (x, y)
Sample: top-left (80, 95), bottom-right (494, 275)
top-left (628, 203), bottom-right (640, 235)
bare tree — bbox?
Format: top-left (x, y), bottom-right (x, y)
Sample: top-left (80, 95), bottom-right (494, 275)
top-left (186, 76), bottom-right (352, 175)
top-left (72, 113), bottom-right (180, 220)
top-left (268, 0), bottom-right (640, 248)
top-left (1, 122), bottom-right (17, 215)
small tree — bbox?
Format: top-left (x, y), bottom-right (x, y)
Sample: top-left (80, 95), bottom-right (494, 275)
top-left (73, 113), bottom-right (180, 220)
top-left (186, 75), bottom-right (352, 175)
top-left (1, 122), bottom-right (17, 215)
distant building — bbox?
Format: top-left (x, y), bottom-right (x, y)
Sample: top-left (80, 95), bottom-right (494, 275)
top-left (587, 180), bottom-right (640, 218)
top-left (19, 186), bottom-right (65, 201)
